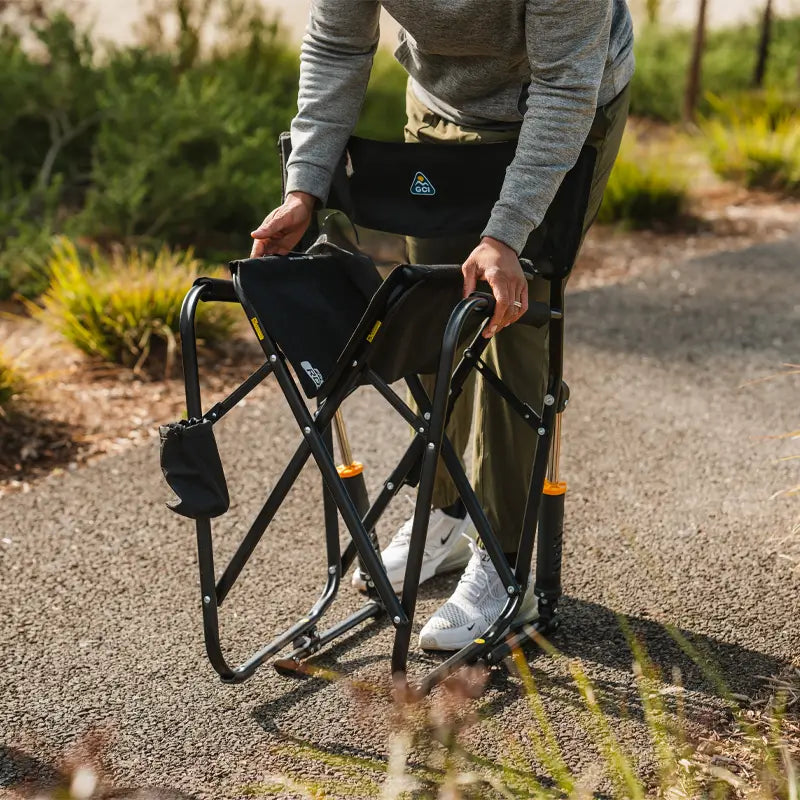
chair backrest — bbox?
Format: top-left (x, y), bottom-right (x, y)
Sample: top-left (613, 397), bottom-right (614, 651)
top-left (279, 133), bottom-right (597, 279)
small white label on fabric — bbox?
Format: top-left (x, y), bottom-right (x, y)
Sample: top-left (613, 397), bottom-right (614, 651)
top-left (301, 361), bottom-right (324, 388)
top-left (410, 172), bottom-right (436, 196)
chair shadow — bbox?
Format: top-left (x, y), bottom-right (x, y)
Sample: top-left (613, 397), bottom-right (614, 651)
top-left (252, 594), bottom-right (791, 761)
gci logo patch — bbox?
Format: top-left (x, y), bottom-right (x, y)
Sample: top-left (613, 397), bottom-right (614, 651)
top-left (410, 172), bottom-right (436, 196)
top-left (300, 360), bottom-right (324, 389)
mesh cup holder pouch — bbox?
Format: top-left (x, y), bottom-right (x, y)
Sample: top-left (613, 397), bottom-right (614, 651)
top-left (159, 418), bottom-right (229, 519)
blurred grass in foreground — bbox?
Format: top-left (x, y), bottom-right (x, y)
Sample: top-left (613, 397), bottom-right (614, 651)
top-left (244, 626), bottom-right (799, 799)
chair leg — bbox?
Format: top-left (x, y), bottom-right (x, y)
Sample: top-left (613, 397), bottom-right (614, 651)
top-left (535, 409), bottom-right (565, 629)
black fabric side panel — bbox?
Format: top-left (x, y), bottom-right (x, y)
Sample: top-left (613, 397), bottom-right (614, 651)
top-left (230, 249), bottom-right (380, 398)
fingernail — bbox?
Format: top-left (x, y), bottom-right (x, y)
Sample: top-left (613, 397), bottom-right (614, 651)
top-left (490, 325), bottom-right (498, 334)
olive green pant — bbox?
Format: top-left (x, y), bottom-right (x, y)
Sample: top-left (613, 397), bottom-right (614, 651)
top-left (405, 82), bottom-right (631, 552)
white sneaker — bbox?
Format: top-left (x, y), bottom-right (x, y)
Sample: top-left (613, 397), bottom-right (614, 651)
top-left (418, 541), bottom-right (538, 652)
top-left (351, 508), bottom-right (473, 594)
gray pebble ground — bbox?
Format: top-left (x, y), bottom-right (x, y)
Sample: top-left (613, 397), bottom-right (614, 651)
top-left (2, 235), bottom-right (799, 798)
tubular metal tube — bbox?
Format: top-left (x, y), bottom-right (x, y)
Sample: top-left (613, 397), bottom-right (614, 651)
top-left (546, 412), bottom-right (562, 484)
top-left (334, 410), bottom-right (354, 467)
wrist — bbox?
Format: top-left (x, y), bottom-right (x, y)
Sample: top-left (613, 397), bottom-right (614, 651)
top-left (480, 235), bottom-right (515, 256)
top-left (287, 191), bottom-right (317, 212)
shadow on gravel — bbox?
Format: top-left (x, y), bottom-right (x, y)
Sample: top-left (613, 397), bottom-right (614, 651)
top-left (569, 236), bottom-right (800, 360)
top-left (0, 742), bottom-right (198, 799)
top-left (0, 745), bottom-right (64, 789)
top-left (252, 596), bottom-right (790, 741)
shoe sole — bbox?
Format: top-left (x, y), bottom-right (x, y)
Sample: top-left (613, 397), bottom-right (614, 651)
top-left (351, 519), bottom-right (475, 594)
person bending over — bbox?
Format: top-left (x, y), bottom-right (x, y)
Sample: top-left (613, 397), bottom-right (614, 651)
top-left (250, 0), bottom-right (634, 652)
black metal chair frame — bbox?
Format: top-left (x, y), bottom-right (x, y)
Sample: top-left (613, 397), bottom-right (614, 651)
top-left (172, 134), bottom-right (595, 694)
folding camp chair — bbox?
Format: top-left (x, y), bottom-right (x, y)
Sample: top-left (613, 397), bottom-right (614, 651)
top-left (161, 133), bottom-right (596, 694)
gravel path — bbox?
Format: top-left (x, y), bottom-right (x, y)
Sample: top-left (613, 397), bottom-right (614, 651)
top-left (2, 234), bottom-right (799, 798)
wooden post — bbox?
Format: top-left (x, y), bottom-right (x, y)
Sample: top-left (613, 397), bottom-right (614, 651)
top-left (683, 0), bottom-right (709, 123)
top-left (753, 0), bottom-right (774, 89)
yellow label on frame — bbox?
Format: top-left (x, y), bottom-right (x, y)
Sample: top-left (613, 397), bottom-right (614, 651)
top-left (250, 317), bottom-right (265, 341)
top-left (366, 320), bottom-right (382, 343)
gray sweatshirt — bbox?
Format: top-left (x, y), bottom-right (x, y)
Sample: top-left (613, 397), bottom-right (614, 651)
top-left (286, 0), bottom-right (635, 255)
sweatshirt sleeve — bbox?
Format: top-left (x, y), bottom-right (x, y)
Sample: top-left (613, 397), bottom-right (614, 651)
top-left (285, 0), bottom-right (381, 202)
top-left (481, 0), bottom-right (613, 255)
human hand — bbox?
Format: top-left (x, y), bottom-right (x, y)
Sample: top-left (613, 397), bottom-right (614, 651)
top-left (461, 237), bottom-right (528, 338)
top-left (250, 191), bottom-right (316, 257)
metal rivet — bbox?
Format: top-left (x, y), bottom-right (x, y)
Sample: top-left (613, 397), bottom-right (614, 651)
top-left (386, 482), bottom-right (395, 491)
top-left (352, 360), bottom-right (358, 367)
top-left (524, 414), bottom-right (530, 420)
top-left (544, 394), bottom-right (555, 406)
top-left (203, 595), bottom-right (211, 605)
top-left (427, 442), bottom-right (435, 450)
top-left (540, 597), bottom-right (549, 604)
top-left (393, 616), bottom-right (401, 625)
top-left (507, 586), bottom-right (515, 595)
top-left (464, 349), bottom-right (472, 359)
top-left (418, 427), bottom-right (425, 434)
top-left (423, 412), bottom-right (431, 420)
top-left (328, 565), bottom-right (337, 574)
top-left (303, 426), bottom-right (311, 435)
top-left (538, 427), bottom-right (546, 436)
top-left (269, 354), bottom-right (277, 363)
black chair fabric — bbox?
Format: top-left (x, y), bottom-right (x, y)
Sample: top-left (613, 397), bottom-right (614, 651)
top-left (229, 243), bottom-right (381, 398)
top-left (231, 249), bottom-right (549, 400)
top-left (279, 133), bottom-right (597, 279)
top-left (160, 418), bottom-right (230, 519)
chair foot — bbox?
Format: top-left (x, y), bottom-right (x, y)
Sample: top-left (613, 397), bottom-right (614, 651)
top-left (483, 614), bottom-right (561, 666)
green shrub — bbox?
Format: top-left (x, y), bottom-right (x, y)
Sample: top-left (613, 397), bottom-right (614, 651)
top-left (0, 181), bottom-right (63, 300)
top-left (32, 238), bottom-right (237, 375)
top-left (704, 98), bottom-right (800, 195)
top-left (597, 134), bottom-right (690, 228)
top-left (77, 3), bottom-right (299, 253)
top-left (631, 17), bottom-right (800, 122)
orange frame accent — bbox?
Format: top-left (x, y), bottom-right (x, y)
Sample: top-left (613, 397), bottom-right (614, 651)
top-left (543, 480), bottom-right (567, 496)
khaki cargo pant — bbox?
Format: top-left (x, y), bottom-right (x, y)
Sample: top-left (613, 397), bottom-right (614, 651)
top-left (405, 82), bottom-right (630, 553)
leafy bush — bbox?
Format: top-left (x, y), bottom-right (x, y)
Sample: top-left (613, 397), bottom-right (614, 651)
top-left (631, 17), bottom-right (800, 122)
top-left (597, 134), bottom-right (690, 228)
top-left (0, 181), bottom-right (63, 299)
top-left (32, 238), bottom-right (237, 375)
top-left (704, 97), bottom-right (800, 195)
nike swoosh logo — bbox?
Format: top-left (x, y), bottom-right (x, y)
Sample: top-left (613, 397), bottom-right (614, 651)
top-left (467, 623), bottom-right (476, 631)
top-left (440, 528), bottom-right (454, 546)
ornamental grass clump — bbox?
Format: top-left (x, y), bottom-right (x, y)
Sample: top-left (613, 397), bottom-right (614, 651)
top-left (0, 351), bottom-right (23, 415)
top-left (33, 238), bottom-right (237, 376)
top-left (704, 96), bottom-right (800, 196)
top-left (597, 134), bottom-right (690, 229)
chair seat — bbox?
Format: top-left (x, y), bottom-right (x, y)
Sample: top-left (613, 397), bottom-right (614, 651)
top-left (230, 243), bottom-right (549, 400)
